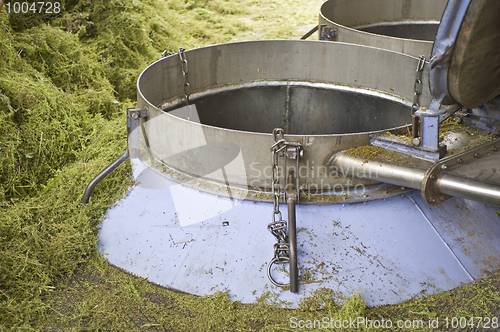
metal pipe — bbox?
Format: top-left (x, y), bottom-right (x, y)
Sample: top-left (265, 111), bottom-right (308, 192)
top-left (332, 152), bottom-right (426, 189)
top-left (82, 150), bottom-right (129, 205)
top-left (332, 152), bottom-right (500, 206)
top-left (300, 25), bottom-right (319, 40)
top-left (437, 174), bottom-right (500, 206)
top-left (287, 198), bottom-right (298, 293)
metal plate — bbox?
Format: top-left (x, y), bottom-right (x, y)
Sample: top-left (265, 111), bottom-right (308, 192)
top-left (97, 158), bottom-right (500, 308)
top-left (430, 0), bottom-right (500, 108)
top-left (448, 0), bottom-right (500, 108)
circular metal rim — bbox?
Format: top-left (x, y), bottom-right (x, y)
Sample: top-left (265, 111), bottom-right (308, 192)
top-left (319, 4), bottom-right (438, 43)
top-left (135, 40), bottom-right (432, 203)
top-left (318, 0), bottom-right (448, 57)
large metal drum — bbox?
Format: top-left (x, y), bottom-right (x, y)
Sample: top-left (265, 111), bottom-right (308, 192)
top-left (319, 0), bottom-right (448, 57)
top-left (95, 39), bottom-right (500, 308)
top-left (136, 40), bottom-right (431, 202)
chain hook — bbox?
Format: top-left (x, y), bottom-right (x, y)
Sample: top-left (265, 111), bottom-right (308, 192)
top-left (267, 128), bottom-right (302, 288)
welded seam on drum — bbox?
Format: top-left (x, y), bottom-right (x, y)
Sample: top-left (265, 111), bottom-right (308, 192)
top-left (408, 195), bottom-right (475, 282)
top-left (284, 83), bottom-right (291, 134)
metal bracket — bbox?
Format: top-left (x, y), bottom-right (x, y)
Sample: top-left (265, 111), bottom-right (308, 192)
top-left (411, 107), bottom-right (447, 158)
top-left (127, 107), bottom-right (148, 158)
top-left (284, 145), bottom-right (302, 202)
top-left (370, 133), bottom-right (446, 161)
top-left (372, 104), bottom-right (463, 161)
top-left (421, 139), bottom-right (500, 204)
top-left (371, 54), bottom-right (463, 161)
top-left (320, 24), bottom-right (338, 41)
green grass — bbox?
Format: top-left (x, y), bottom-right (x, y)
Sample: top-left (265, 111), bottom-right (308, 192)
top-left (1, 0), bottom-right (499, 330)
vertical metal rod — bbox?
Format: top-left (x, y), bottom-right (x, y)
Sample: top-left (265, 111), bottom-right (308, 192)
top-left (287, 198), bottom-right (298, 293)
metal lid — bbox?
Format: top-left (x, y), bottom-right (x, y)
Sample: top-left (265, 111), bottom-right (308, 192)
top-left (429, 0), bottom-right (500, 108)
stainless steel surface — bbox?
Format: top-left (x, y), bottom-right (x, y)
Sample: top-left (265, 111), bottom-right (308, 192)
top-left (332, 151), bottom-right (429, 189)
top-left (437, 174), bottom-right (500, 206)
top-left (136, 40), bottom-right (432, 201)
top-left (319, 0), bottom-right (447, 57)
top-left (97, 158), bottom-right (500, 307)
top-left (332, 142), bottom-right (500, 207)
top-left (174, 82), bottom-right (411, 135)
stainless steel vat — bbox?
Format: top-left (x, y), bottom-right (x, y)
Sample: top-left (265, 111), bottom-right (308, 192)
top-left (136, 40), bottom-right (432, 202)
top-left (319, 0), bottom-right (448, 56)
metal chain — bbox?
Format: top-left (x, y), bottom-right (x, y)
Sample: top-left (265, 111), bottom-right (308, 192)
top-left (267, 128), bottom-right (301, 287)
top-left (411, 55), bottom-right (426, 115)
top-left (179, 48), bottom-right (191, 106)
top-left (269, 128), bottom-right (288, 258)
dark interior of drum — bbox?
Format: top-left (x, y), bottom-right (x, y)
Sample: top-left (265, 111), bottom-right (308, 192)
top-left (358, 22), bottom-right (439, 41)
top-left (168, 83), bottom-right (411, 135)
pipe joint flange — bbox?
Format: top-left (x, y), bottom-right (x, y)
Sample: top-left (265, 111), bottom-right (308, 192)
top-left (421, 138), bottom-right (500, 204)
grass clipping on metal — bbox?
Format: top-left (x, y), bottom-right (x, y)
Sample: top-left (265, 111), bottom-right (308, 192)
top-left (1, 0), bottom-right (500, 330)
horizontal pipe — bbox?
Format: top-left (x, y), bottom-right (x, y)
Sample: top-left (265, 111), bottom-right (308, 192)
top-left (333, 152), bottom-right (500, 206)
top-left (332, 152), bottom-right (426, 189)
top-left (437, 174), bottom-right (500, 206)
